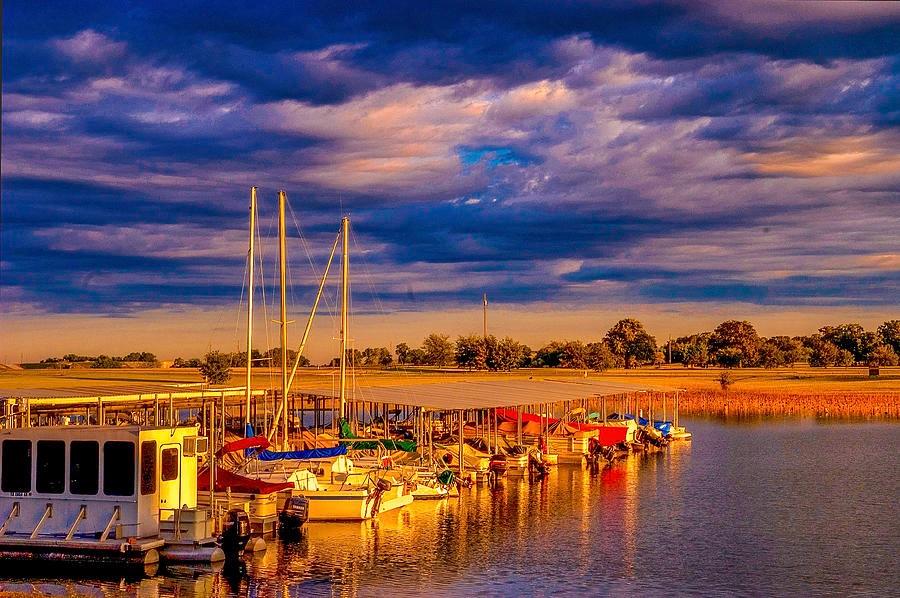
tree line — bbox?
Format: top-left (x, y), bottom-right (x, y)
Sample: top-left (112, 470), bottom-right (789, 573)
top-left (382, 318), bottom-right (900, 370)
top-left (35, 319), bottom-right (899, 382)
top-left (37, 352), bottom-right (160, 368)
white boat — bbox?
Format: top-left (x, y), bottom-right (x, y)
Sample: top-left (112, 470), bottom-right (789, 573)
top-left (0, 425), bottom-right (223, 567)
top-left (251, 455), bottom-right (413, 521)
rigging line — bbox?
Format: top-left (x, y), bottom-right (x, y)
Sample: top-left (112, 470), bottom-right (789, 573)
top-left (287, 201), bottom-right (341, 333)
top-left (285, 201), bottom-right (342, 369)
top-left (350, 226), bottom-right (389, 317)
top-left (233, 241), bottom-right (250, 354)
top-left (347, 226), bottom-right (419, 393)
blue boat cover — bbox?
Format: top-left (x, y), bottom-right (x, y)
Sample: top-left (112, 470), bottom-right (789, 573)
top-left (609, 414), bottom-right (673, 435)
top-left (256, 445), bottom-right (348, 461)
top-left (244, 424), bottom-right (348, 460)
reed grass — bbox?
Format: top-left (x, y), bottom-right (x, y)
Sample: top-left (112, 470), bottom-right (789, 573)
top-left (678, 390), bottom-right (900, 419)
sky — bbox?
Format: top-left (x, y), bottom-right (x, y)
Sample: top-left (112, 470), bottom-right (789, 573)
top-left (2, 1), bottom-right (899, 363)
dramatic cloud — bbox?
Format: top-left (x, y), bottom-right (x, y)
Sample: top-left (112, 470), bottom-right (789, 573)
top-left (2, 1), bottom-right (898, 354)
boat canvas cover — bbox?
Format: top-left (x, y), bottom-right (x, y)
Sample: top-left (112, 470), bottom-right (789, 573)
top-left (257, 445), bottom-right (348, 461)
top-left (338, 419), bottom-right (417, 452)
top-left (198, 465), bottom-right (293, 494)
top-left (496, 408), bottom-right (628, 446)
top-left (216, 435), bottom-right (270, 457)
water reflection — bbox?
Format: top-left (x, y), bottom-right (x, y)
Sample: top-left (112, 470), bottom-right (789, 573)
top-left (1, 419), bottom-right (897, 596)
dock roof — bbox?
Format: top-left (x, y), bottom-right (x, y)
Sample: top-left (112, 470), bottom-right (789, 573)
top-left (336, 378), bottom-right (669, 410)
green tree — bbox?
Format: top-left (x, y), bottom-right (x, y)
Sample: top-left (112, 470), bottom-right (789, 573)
top-left (455, 335), bottom-right (484, 369)
top-left (604, 318), bottom-right (657, 368)
top-left (558, 341), bottom-right (588, 369)
top-left (808, 339), bottom-right (853, 367)
top-left (867, 344), bottom-right (899, 367)
top-left (715, 347), bottom-right (744, 368)
top-left (361, 347), bottom-right (392, 367)
top-left (709, 320), bottom-right (760, 368)
top-left (492, 337), bottom-right (525, 371)
top-left (683, 340), bottom-right (709, 368)
top-left (199, 351), bottom-right (232, 384)
top-left (877, 320), bottom-right (900, 356)
top-left (395, 343), bottom-right (412, 365)
top-left (92, 355), bottom-right (122, 369)
top-left (422, 333), bottom-right (455, 366)
top-left (820, 324), bottom-right (878, 364)
top-left (586, 342), bottom-right (620, 371)
top-left (535, 341), bottom-right (565, 367)
top-left (756, 339), bottom-right (786, 368)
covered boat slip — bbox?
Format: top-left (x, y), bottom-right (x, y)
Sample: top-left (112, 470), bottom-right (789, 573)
top-left (328, 378), bottom-right (672, 411)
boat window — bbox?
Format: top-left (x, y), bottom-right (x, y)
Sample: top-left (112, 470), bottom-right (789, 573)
top-left (1, 440), bottom-right (32, 493)
top-left (36, 440), bottom-right (65, 494)
top-left (140, 441), bottom-right (157, 495)
top-left (103, 441), bottom-right (135, 497)
top-left (161, 447), bottom-right (179, 482)
top-left (70, 441), bottom-right (99, 495)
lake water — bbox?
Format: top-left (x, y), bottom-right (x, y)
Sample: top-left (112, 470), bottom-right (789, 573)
top-left (2, 418), bottom-right (897, 597)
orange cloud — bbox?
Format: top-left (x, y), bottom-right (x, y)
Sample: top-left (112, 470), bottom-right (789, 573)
top-left (746, 134), bottom-right (900, 177)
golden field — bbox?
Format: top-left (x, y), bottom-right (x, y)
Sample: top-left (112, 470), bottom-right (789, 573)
top-left (2, 364), bottom-right (899, 393)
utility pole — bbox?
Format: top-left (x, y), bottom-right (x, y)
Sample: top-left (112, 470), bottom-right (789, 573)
top-left (482, 293), bottom-right (488, 339)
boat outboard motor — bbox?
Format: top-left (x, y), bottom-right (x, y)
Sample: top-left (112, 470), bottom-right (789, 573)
top-left (278, 495), bottom-right (310, 539)
top-left (220, 508), bottom-right (252, 556)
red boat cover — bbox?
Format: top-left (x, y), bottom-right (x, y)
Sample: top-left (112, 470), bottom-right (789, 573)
top-left (215, 435), bottom-right (270, 457)
top-left (198, 466), bottom-right (293, 495)
top-left (496, 408), bottom-right (628, 446)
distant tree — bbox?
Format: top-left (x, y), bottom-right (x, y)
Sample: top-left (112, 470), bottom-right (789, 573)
top-left (709, 320), bottom-right (760, 368)
top-left (408, 348), bottom-right (427, 365)
top-left (715, 347), bottom-right (744, 368)
top-left (604, 319), bottom-right (657, 368)
top-left (765, 336), bottom-right (808, 366)
top-left (489, 337), bottom-right (519, 371)
top-left (422, 333), bottom-right (455, 366)
top-left (877, 320), bottom-right (900, 356)
top-left (820, 324), bottom-right (878, 364)
top-left (263, 347), bottom-right (301, 368)
top-left (535, 341), bottom-right (565, 368)
top-left (558, 341), bottom-right (588, 369)
top-left (586, 342), bottom-right (620, 371)
top-left (199, 351), bottom-right (232, 384)
top-left (756, 339), bottom-right (785, 368)
top-left (808, 339), bottom-right (853, 367)
top-left (718, 371), bottom-right (734, 392)
top-left (518, 345), bottom-right (535, 368)
top-left (395, 343), bottom-right (412, 365)
top-left (867, 344), bottom-right (899, 367)
top-left (63, 353), bottom-right (94, 363)
top-left (361, 347), bottom-right (392, 367)
top-left (683, 341), bottom-right (709, 368)
top-left (653, 350), bottom-right (666, 367)
top-left (92, 355), bottom-right (122, 369)
top-left (455, 335), bottom-right (483, 369)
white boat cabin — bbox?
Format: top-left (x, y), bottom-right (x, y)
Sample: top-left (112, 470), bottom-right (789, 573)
top-left (0, 425), bottom-right (205, 540)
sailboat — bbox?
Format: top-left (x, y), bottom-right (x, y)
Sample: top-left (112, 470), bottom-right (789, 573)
top-left (228, 190), bottom-right (413, 520)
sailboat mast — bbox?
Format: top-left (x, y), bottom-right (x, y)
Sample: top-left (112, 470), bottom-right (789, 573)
top-left (339, 215), bottom-right (350, 424)
top-left (245, 186), bottom-right (256, 436)
top-left (278, 190), bottom-right (289, 447)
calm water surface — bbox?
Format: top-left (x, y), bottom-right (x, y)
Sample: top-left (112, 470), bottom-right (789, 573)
top-left (2, 418), bottom-right (897, 597)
